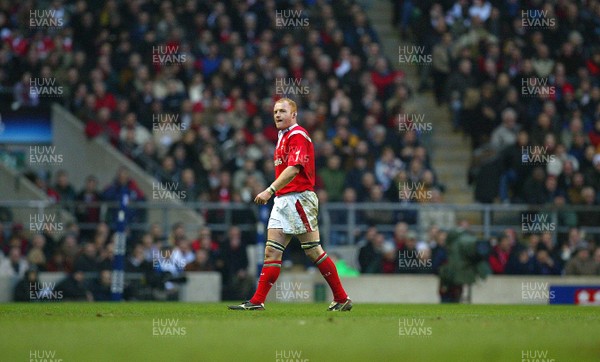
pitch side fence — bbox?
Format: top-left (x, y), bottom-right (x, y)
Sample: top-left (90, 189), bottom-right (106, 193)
top-left (1, 201), bottom-right (600, 245)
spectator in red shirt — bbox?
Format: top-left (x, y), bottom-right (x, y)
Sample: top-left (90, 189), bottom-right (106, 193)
top-left (489, 234), bottom-right (513, 274)
top-left (191, 227), bottom-right (219, 252)
top-left (588, 119), bottom-right (600, 149)
top-left (93, 81), bottom-right (117, 112)
top-left (371, 57), bottom-right (403, 99)
top-left (85, 107), bottom-right (120, 146)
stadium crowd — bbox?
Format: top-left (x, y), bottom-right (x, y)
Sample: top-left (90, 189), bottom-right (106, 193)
top-left (398, 0), bottom-right (600, 209)
top-left (2, 214), bottom-right (600, 302)
top-left (2, 0), bottom-right (437, 208)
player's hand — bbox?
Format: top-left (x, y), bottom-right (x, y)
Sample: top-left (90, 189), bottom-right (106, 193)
top-left (254, 190), bottom-right (272, 205)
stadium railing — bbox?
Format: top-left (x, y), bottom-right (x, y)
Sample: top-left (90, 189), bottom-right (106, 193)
top-left (1, 201), bottom-right (599, 244)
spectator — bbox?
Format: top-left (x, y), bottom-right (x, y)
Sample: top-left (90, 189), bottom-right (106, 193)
top-left (13, 72), bottom-right (39, 108)
top-left (578, 187), bottom-right (600, 228)
top-left (178, 168), bottom-right (200, 203)
top-left (219, 226), bottom-right (252, 300)
top-left (85, 107), bottom-right (120, 146)
top-left (232, 159), bottom-right (265, 194)
top-left (119, 112), bottom-right (151, 147)
top-left (13, 267), bottom-right (39, 302)
top-left (381, 240), bottom-right (399, 274)
top-left (532, 249), bottom-right (561, 275)
top-left (521, 167), bottom-right (548, 205)
top-left (557, 228), bottom-right (584, 267)
top-left (375, 146), bottom-right (404, 192)
top-left (505, 247), bottom-right (535, 275)
top-left (584, 154), bottom-right (600, 194)
top-left (318, 155), bottom-right (346, 202)
top-left (358, 228), bottom-right (384, 274)
top-left (75, 175), bottom-right (102, 230)
top-left (185, 249), bottom-right (214, 272)
top-left (102, 167), bottom-right (146, 227)
top-left (171, 239), bottom-right (195, 267)
top-left (0, 247), bottom-right (29, 279)
top-left (191, 227), bottom-right (219, 253)
top-left (398, 231), bottom-right (420, 274)
top-left (27, 234), bottom-right (47, 272)
top-left (90, 269), bottom-right (113, 301)
top-left (488, 234), bottom-right (512, 274)
top-left (565, 244), bottom-right (596, 275)
top-left (567, 172), bottom-right (586, 204)
top-left (594, 249), bottom-right (600, 275)
top-left (74, 242), bottom-right (99, 272)
top-left (54, 170), bottom-right (77, 203)
top-left (126, 244), bottom-right (153, 274)
top-left (431, 32), bottom-right (453, 105)
top-left (431, 230), bottom-right (448, 274)
top-left (55, 270), bottom-right (93, 301)
top-left (490, 108), bottom-right (520, 150)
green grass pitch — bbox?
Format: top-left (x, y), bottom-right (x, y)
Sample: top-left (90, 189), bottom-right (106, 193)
top-left (1, 303), bottom-right (599, 361)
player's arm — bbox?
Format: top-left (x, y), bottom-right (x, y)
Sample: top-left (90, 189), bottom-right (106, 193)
top-left (254, 165), bottom-right (301, 205)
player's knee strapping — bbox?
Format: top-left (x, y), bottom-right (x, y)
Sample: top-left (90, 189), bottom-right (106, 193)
top-left (301, 240), bottom-right (320, 251)
top-left (266, 240), bottom-right (286, 253)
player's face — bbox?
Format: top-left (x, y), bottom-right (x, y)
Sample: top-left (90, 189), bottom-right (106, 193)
top-left (273, 101), bottom-right (296, 130)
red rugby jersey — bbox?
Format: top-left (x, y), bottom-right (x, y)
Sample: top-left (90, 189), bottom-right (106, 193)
top-left (274, 124), bottom-right (315, 195)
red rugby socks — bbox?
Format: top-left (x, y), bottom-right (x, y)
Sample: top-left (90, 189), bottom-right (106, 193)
top-left (249, 260), bottom-right (281, 305)
top-left (315, 252), bottom-right (348, 303)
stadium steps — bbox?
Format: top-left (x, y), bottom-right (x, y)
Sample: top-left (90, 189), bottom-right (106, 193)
top-left (367, 1), bottom-right (474, 206)
top-left (0, 162), bottom-right (75, 239)
top-left (51, 104), bottom-right (205, 233)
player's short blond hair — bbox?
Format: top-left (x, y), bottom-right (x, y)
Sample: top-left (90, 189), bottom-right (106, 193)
top-left (275, 97), bottom-right (297, 114)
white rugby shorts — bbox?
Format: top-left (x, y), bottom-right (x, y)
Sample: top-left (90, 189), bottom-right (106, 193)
top-left (267, 190), bottom-right (319, 234)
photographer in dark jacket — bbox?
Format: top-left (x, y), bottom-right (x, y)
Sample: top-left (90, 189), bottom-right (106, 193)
top-left (55, 269), bottom-right (93, 301)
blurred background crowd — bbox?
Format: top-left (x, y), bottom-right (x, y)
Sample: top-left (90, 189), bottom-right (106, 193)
top-left (401, 0), bottom-right (600, 207)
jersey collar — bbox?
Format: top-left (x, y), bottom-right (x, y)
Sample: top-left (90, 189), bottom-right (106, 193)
top-left (279, 123), bottom-right (298, 136)
top-left (277, 123), bottom-right (298, 147)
